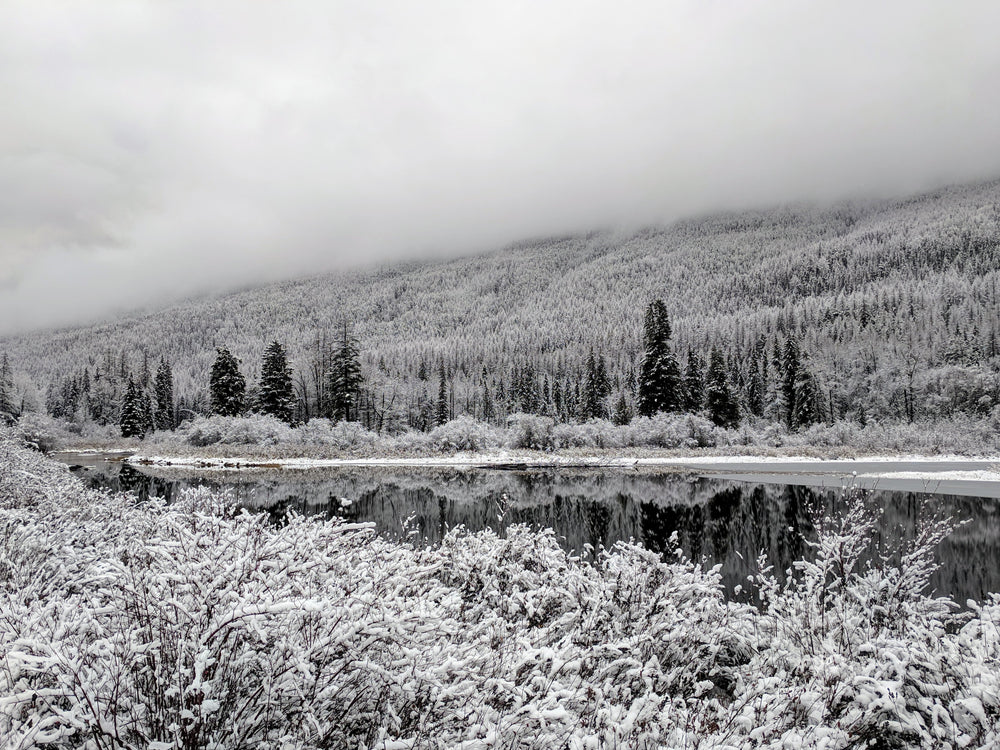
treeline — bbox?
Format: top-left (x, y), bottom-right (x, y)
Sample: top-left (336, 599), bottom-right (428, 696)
top-left (17, 299), bottom-right (840, 441)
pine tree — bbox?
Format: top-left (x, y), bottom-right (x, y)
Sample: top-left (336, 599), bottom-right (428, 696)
top-left (258, 341), bottom-right (295, 424)
top-left (142, 392), bottom-right (155, 435)
top-left (781, 338), bottom-right (802, 429)
top-left (582, 349), bottom-right (610, 419)
top-left (637, 299), bottom-right (681, 416)
top-left (119, 378), bottom-right (148, 438)
top-left (643, 299), bottom-right (671, 351)
top-left (705, 348), bottom-right (740, 428)
top-left (792, 368), bottom-right (823, 429)
top-left (327, 323), bottom-right (363, 422)
top-left (745, 354), bottom-right (765, 418)
top-left (482, 382), bottom-right (495, 423)
top-left (682, 349), bottom-right (704, 412)
top-left (0, 354), bottom-right (17, 423)
top-left (661, 350), bottom-right (683, 411)
top-left (612, 392), bottom-right (631, 425)
top-left (210, 347), bottom-right (246, 416)
top-left (435, 363), bottom-right (449, 426)
top-left (153, 358), bottom-right (175, 430)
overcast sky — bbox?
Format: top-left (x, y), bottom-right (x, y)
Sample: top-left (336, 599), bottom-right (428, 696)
top-left (2, 1), bottom-right (1000, 335)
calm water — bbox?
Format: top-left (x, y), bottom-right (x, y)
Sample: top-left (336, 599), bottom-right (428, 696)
top-left (62, 456), bottom-right (1000, 604)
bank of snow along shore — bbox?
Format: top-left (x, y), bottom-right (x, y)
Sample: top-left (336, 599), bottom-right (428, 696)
top-left (27, 411), bottom-right (1000, 465)
top-left (2, 428), bottom-right (999, 749)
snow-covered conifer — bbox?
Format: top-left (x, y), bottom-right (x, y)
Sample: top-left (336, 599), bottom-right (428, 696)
top-left (258, 341), bottom-right (295, 424)
top-left (210, 347), bottom-right (246, 416)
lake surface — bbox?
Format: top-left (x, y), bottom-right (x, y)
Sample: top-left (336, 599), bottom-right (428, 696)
top-left (58, 454), bottom-right (1000, 604)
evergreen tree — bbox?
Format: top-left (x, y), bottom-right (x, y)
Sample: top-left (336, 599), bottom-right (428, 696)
top-left (637, 299), bottom-right (681, 416)
top-left (119, 377), bottom-right (148, 438)
top-left (481, 382), bottom-right (495, 423)
top-left (781, 338), bottom-right (802, 429)
top-left (661, 350), bottom-right (683, 411)
top-left (643, 299), bottom-right (671, 351)
top-left (210, 347), bottom-right (246, 416)
top-left (745, 356), bottom-right (765, 418)
top-left (435, 363), bottom-right (449, 426)
top-left (153, 358), bottom-right (175, 430)
top-left (792, 368), bottom-right (823, 429)
top-left (612, 392), bottom-right (631, 425)
top-left (582, 349), bottom-right (610, 419)
top-left (682, 349), bottom-right (704, 412)
top-left (0, 354), bottom-right (17, 423)
top-left (705, 348), bottom-right (740, 428)
top-left (143, 392), bottom-right (156, 435)
top-left (327, 323), bottom-right (363, 421)
top-left (259, 341), bottom-right (295, 424)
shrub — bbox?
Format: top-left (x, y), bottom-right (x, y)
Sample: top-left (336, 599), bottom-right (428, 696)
top-left (505, 413), bottom-right (555, 450)
top-left (425, 415), bottom-right (503, 453)
top-left (624, 412), bottom-right (720, 448)
top-left (15, 411), bottom-right (75, 452)
top-left (551, 419), bottom-right (626, 449)
top-left (294, 418), bottom-right (379, 450)
top-left (179, 414), bottom-right (295, 446)
top-left (1, 435), bottom-right (999, 748)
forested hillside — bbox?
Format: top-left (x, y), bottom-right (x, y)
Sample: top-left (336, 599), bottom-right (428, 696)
top-left (3, 178), bottom-right (1000, 434)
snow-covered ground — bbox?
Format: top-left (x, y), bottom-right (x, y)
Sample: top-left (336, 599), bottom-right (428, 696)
top-left (118, 452), bottom-right (1000, 470)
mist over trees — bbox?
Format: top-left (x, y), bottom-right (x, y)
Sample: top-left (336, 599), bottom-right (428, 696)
top-left (3, 178), bottom-right (1000, 441)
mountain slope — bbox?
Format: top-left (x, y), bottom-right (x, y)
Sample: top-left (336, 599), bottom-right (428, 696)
top-left (4, 178), bottom-right (1000, 427)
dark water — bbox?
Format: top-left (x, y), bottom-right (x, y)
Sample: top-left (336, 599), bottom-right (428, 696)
top-left (65, 457), bottom-right (1000, 604)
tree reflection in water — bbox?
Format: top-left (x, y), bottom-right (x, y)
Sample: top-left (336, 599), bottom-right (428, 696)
top-left (78, 463), bottom-right (1000, 604)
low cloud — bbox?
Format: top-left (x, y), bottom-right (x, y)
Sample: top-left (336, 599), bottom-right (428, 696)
top-left (2, 0), bottom-right (999, 334)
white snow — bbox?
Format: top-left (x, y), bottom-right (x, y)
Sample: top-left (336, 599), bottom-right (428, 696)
top-left (124, 452), bottom-right (1000, 481)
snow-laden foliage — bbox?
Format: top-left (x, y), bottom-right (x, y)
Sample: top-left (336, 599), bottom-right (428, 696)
top-left (293, 417), bottom-right (379, 450)
top-left (2, 431), bottom-right (999, 748)
top-left (14, 412), bottom-right (78, 452)
top-left (387, 415), bottom-right (505, 454)
top-left (177, 414), bottom-right (296, 447)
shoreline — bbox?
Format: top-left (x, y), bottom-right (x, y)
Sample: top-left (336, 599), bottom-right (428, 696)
top-left (52, 446), bottom-right (1000, 479)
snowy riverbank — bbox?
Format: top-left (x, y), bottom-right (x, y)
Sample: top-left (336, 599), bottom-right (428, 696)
top-left (5, 429), bottom-right (1000, 747)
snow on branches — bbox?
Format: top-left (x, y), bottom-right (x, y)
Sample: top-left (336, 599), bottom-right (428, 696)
top-left (0, 430), bottom-right (998, 748)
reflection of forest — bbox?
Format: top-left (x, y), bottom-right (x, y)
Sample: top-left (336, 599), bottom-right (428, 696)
top-left (82, 465), bottom-right (1000, 603)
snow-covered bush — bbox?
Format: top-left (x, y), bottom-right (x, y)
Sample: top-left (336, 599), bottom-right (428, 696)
top-left (1, 432), bottom-right (1000, 748)
top-left (179, 414), bottom-right (295, 446)
top-left (424, 415), bottom-right (503, 453)
top-left (15, 411), bottom-right (75, 452)
top-left (624, 412), bottom-right (720, 448)
top-left (293, 417), bottom-right (379, 449)
top-left (505, 413), bottom-right (555, 450)
top-left (551, 418), bottom-right (626, 449)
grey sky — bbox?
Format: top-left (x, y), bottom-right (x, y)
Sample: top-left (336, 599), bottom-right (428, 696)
top-left (2, 1), bottom-right (1000, 335)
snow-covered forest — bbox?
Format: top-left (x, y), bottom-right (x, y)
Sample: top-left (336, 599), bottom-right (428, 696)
top-left (2, 179), bottom-right (1000, 444)
top-left (3, 429), bottom-right (1000, 748)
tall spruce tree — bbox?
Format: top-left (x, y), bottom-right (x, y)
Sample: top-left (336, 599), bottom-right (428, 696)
top-left (705, 348), bottom-right (740, 428)
top-left (153, 358), bottom-right (174, 430)
top-left (612, 392), bottom-right (631, 425)
top-left (781, 338), bottom-right (802, 429)
top-left (327, 323), bottom-right (363, 422)
top-left (119, 377), bottom-right (148, 438)
top-left (638, 299), bottom-right (681, 416)
top-left (259, 341), bottom-right (295, 424)
top-left (435, 363), bottom-right (449, 426)
top-left (582, 349), bottom-right (610, 419)
top-left (0, 353), bottom-right (17, 423)
top-left (682, 349), bottom-right (704, 412)
top-left (792, 367), bottom-right (823, 429)
top-left (210, 347), bottom-right (246, 416)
